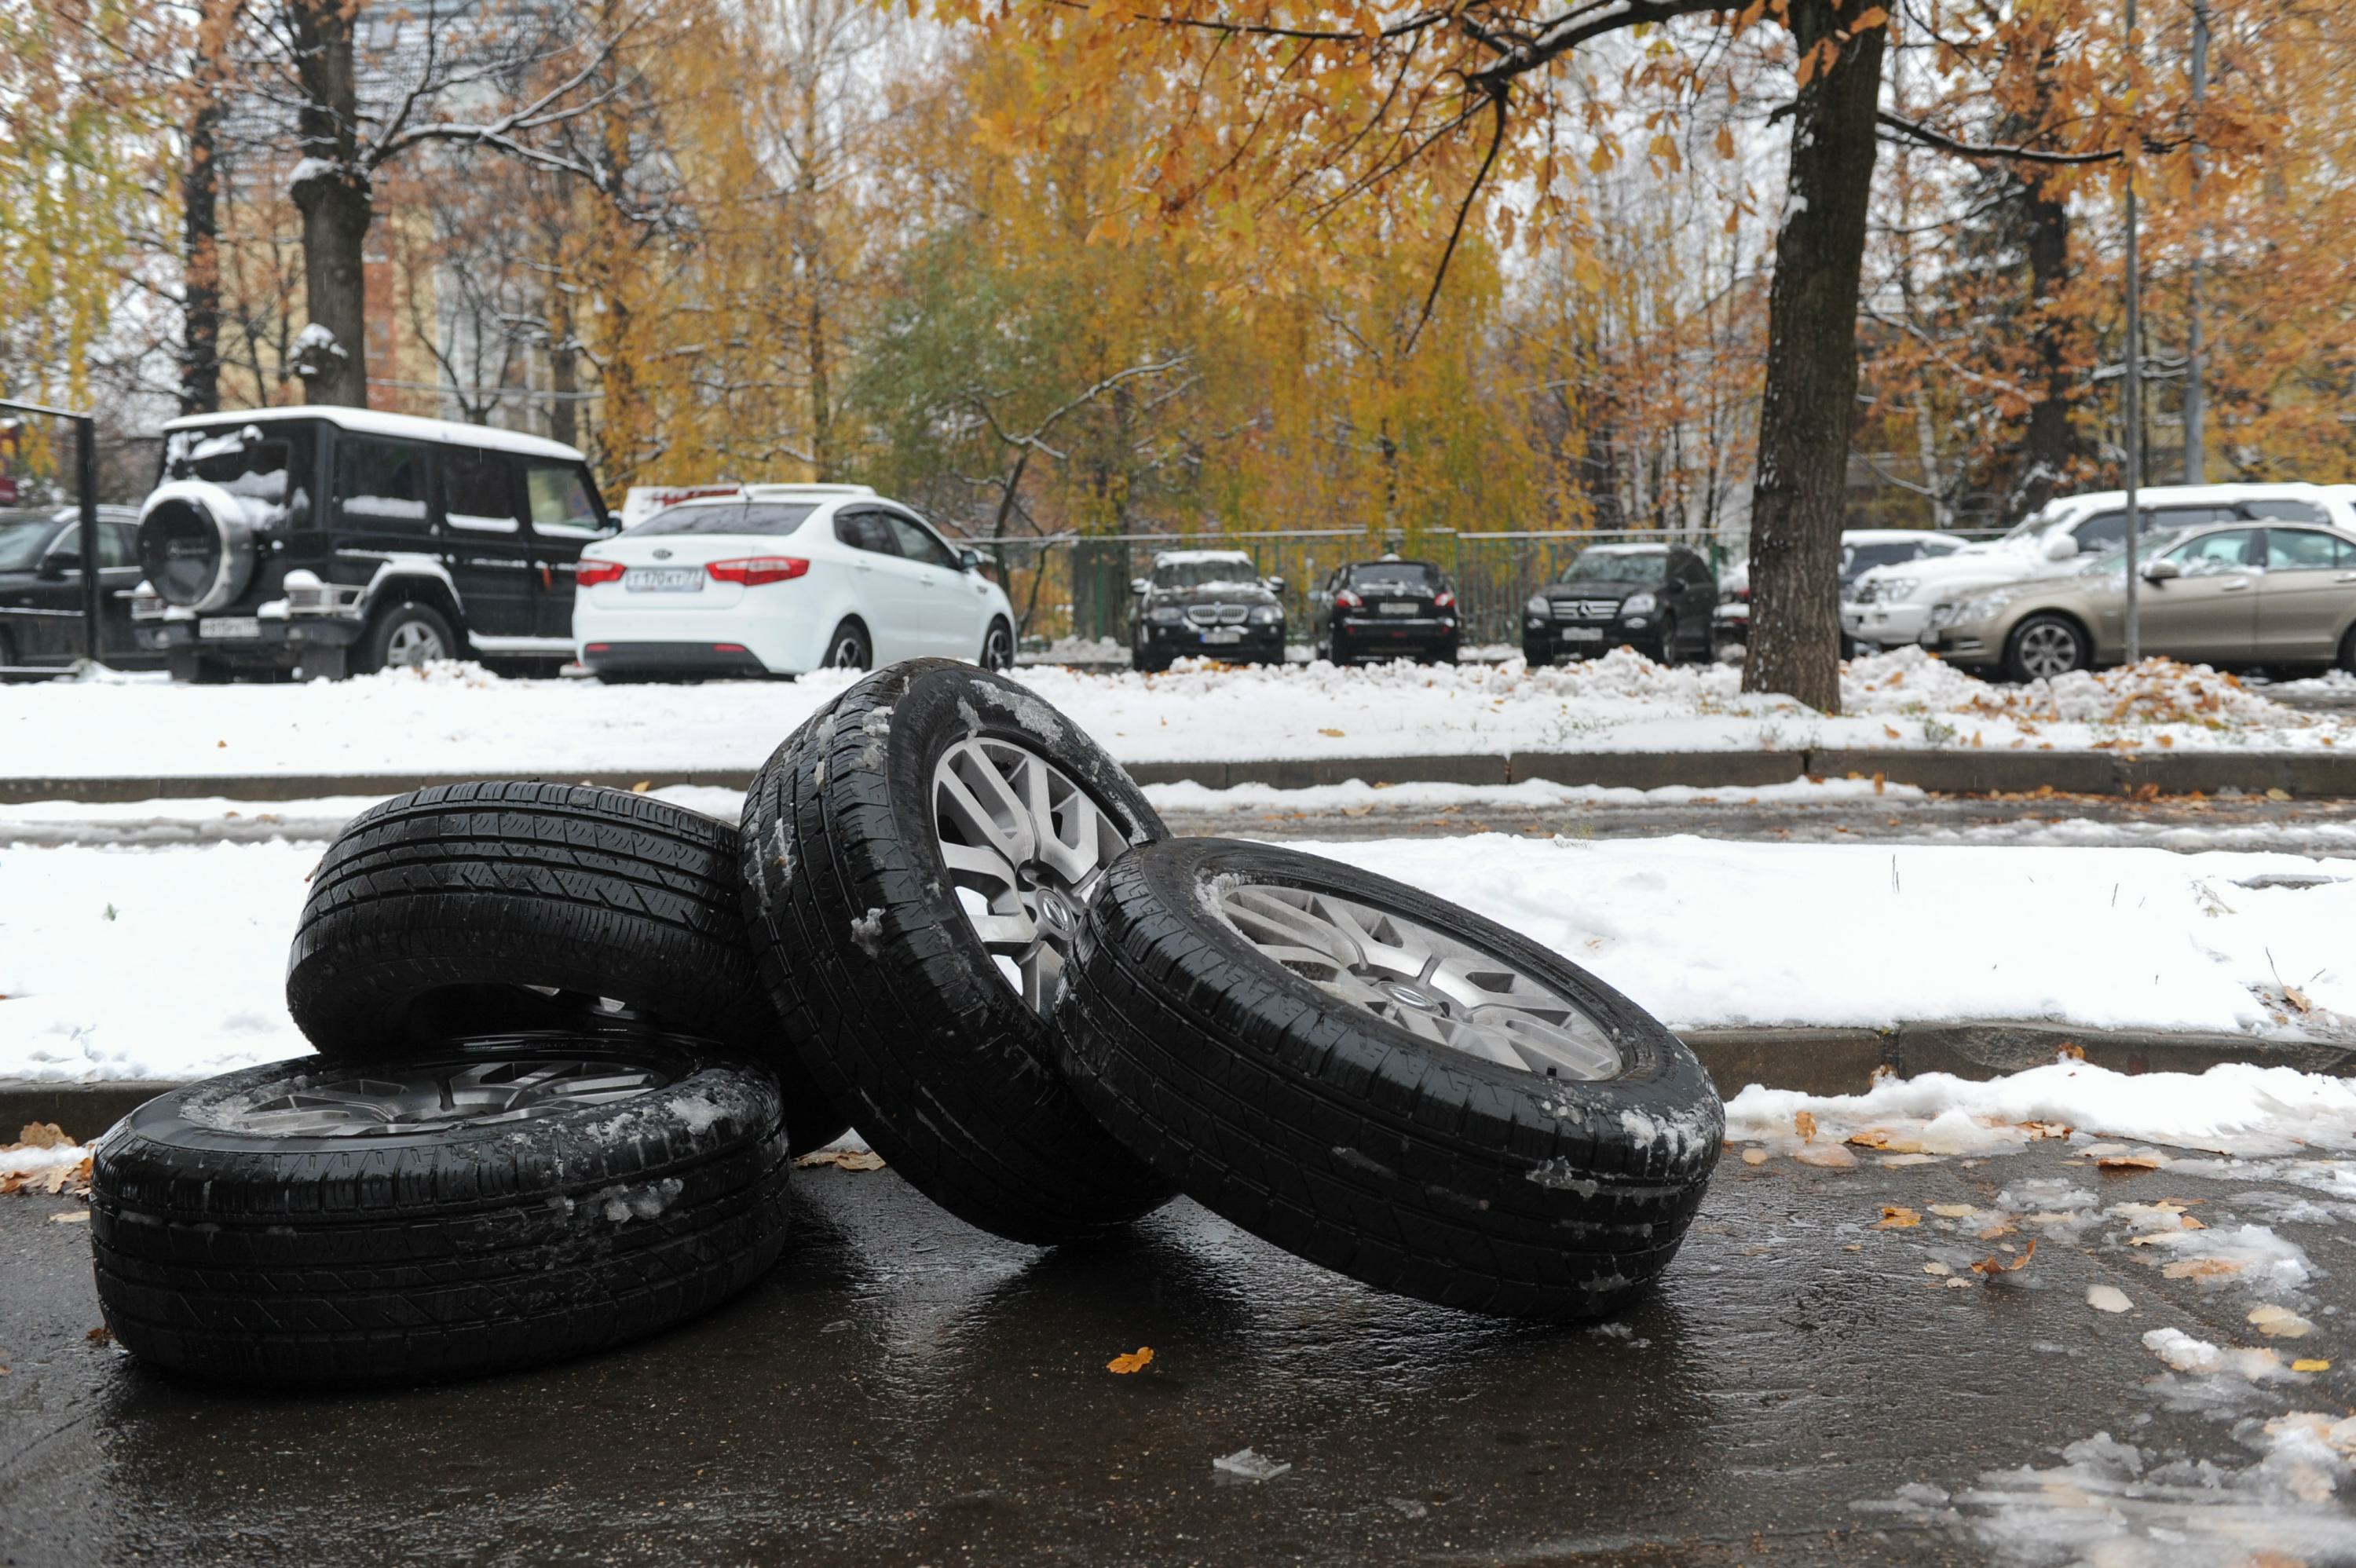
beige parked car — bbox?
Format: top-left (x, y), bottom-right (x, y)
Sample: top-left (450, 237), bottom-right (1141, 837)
top-left (1922, 519), bottom-right (2356, 681)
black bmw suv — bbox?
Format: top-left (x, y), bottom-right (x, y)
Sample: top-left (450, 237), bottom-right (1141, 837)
top-left (1309, 556), bottom-right (1458, 664)
top-left (1522, 543), bottom-right (1718, 667)
top-left (134, 405), bottom-right (612, 681)
top-left (1129, 549), bottom-right (1286, 671)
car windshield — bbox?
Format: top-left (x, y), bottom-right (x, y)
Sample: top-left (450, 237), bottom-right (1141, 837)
top-left (166, 426), bottom-right (292, 503)
top-left (0, 515), bottom-right (60, 572)
top-left (1350, 561), bottom-right (1440, 590)
top-left (627, 502), bottom-right (815, 538)
top-left (1153, 556), bottom-right (1259, 589)
top-left (1560, 550), bottom-right (1665, 585)
top-left (2076, 527), bottom-right (2197, 577)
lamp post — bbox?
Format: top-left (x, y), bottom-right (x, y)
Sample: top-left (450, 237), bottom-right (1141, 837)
top-left (2120, 0), bottom-right (2144, 665)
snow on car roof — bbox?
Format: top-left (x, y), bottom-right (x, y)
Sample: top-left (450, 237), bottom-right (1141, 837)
top-left (160, 406), bottom-right (587, 463)
top-left (1843, 528), bottom-right (1959, 545)
top-left (1154, 548), bottom-right (1256, 564)
top-left (1579, 543), bottom-right (1669, 554)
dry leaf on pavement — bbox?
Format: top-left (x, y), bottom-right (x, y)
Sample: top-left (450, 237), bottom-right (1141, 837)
top-left (2295, 1359), bottom-right (2332, 1373)
top-left (1929, 1204), bottom-right (1977, 1219)
top-left (1794, 1110), bottom-right (1818, 1143)
top-left (1107, 1347), bottom-right (1154, 1374)
top-left (1876, 1206), bottom-right (1921, 1229)
top-left (1972, 1240), bottom-right (2037, 1275)
top-left (795, 1149), bottom-right (886, 1172)
top-left (1793, 1145), bottom-right (1856, 1169)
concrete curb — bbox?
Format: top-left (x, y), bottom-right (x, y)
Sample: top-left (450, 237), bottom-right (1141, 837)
top-left (12, 1022), bottom-right (2351, 1142)
top-left (4, 747), bottom-right (2354, 803)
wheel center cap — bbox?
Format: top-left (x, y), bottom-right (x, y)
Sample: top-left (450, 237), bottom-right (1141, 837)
top-left (1384, 981), bottom-right (1440, 1012)
top-left (1037, 890), bottom-right (1079, 936)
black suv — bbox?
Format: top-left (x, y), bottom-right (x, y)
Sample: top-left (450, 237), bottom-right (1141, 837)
top-left (1129, 549), bottom-right (1286, 671)
top-left (1309, 556), bottom-right (1458, 664)
top-left (134, 406), bottom-right (613, 681)
top-left (0, 505), bottom-right (162, 677)
top-left (1523, 543), bottom-right (1718, 667)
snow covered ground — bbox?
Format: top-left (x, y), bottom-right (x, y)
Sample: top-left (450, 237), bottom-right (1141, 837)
top-left (3, 648), bottom-right (2338, 780)
top-left (5, 832), bottom-right (2349, 1082)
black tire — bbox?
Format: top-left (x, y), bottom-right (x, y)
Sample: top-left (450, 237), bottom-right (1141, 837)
top-left (738, 659), bottom-right (1176, 1245)
top-left (823, 618), bottom-right (871, 671)
top-left (1054, 838), bottom-right (1724, 1319)
top-left (2003, 613), bottom-right (2090, 683)
top-left (354, 601), bottom-right (459, 674)
top-left (90, 1031), bottom-right (792, 1385)
top-left (1131, 648), bottom-right (1165, 674)
top-left (1524, 643), bottom-right (1552, 669)
top-left (285, 780), bottom-right (847, 1153)
top-left (982, 616), bottom-right (1015, 671)
top-left (167, 647), bottom-right (231, 684)
top-left (2337, 625), bottom-right (2356, 675)
top-left (1654, 614), bottom-right (1682, 667)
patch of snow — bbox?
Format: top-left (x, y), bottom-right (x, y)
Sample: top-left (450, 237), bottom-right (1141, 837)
top-left (1211, 1448), bottom-right (1291, 1481)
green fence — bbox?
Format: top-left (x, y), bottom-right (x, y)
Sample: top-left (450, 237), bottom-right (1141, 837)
top-left (955, 529), bottom-right (1743, 649)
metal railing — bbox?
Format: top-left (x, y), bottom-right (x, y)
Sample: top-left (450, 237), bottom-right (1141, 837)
top-left (952, 528), bottom-right (1749, 648)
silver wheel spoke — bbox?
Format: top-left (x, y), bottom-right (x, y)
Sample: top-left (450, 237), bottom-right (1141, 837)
top-left (1209, 881), bottom-right (1623, 1081)
top-left (934, 734), bottom-right (1132, 1016)
top-left (207, 1057), bottom-right (669, 1139)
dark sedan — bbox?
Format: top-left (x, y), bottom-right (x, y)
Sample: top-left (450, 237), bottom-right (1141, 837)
top-left (0, 505), bottom-right (159, 677)
top-left (1309, 557), bottom-right (1458, 664)
top-left (1522, 543), bottom-right (1717, 667)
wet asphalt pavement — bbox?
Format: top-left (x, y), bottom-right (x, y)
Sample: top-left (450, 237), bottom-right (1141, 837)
top-left (7, 1146), bottom-right (2354, 1566)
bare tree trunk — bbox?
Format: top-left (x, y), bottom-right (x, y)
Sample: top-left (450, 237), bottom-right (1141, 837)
top-left (181, 90), bottom-right (223, 414)
top-left (807, 293), bottom-right (832, 480)
top-left (285, 0), bottom-right (371, 407)
top-left (2014, 174), bottom-right (2075, 516)
top-left (1743, 0), bottom-right (1886, 714)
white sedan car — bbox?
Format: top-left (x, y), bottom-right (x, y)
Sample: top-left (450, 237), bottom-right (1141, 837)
top-left (573, 484), bottom-right (1015, 680)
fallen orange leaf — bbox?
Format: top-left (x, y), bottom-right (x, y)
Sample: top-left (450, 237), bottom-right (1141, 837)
top-left (1972, 1239), bottom-right (2037, 1274)
top-left (1876, 1205), bottom-right (1921, 1229)
top-left (2295, 1359), bottom-right (2332, 1373)
top-left (1107, 1347), bottom-right (1154, 1374)
top-left (1794, 1110), bottom-right (1818, 1144)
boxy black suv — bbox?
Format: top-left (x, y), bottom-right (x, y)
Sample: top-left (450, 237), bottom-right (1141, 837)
top-left (134, 406), bottom-right (613, 681)
top-left (1522, 543), bottom-right (1718, 667)
top-left (0, 505), bottom-right (163, 677)
top-left (1129, 549), bottom-right (1286, 671)
top-left (1309, 556), bottom-right (1459, 664)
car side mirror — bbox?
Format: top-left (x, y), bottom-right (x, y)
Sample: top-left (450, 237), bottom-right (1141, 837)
top-left (1130, 577), bottom-right (1150, 596)
top-left (2043, 533), bottom-right (2080, 561)
top-left (1264, 576), bottom-right (1286, 594)
top-left (2142, 558), bottom-right (2181, 584)
top-left (958, 548), bottom-right (982, 572)
top-left (36, 550), bottom-right (80, 579)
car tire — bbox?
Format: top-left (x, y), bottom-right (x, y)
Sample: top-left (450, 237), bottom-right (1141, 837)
top-left (1132, 649), bottom-right (1165, 674)
top-left (738, 660), bottom-right (1177, 1245)
top-left (1524, 645), bottom-right (1551, 669)
top-left (2003, 614), bottom-right (2090, 683)
top-left (982, 616), bottom-right (1015, 671)
top-left (823, 618), bottom-right (871, 671)
top-left (285, 780), bottom-right (847, 1153)
top-left (1054, 837), bottom-right (1723, 1319)
top-left (1653, 614), bottom-right (1682, 667)
top-left (352, 600), bottom-right (459, 674)
top-left (90, 1031), bottom-right (792, 1385)
top-left (2338, 626), bottom-right (2356, 676)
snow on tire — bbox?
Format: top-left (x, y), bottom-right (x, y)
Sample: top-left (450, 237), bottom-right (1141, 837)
top-left (1053, 838), bottom-right (1723, 1319)
top-left (90, 1030), bottom-right (792, 1384)
top-left (738, 659), bottom-right (1176, 1245)
top-left (284, 780), bottom-right (846, 1153)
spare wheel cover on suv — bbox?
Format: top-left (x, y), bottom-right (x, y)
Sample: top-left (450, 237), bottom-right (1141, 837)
top-left (738, 659), bottom-right (1177, 1245)
top-left (137, 477), bottom-right (260, 613)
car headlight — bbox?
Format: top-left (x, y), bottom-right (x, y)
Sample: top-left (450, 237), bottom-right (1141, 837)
top-left (1926, 601), bottom-right (1963, 631)
top-left (1149, 606), bottom-right (1183, 624)
top-left (1525, 594), bottom-right (1549, 617)
top-left (1621, 592), bottom-right (1657, 616)
top-left (1248, 605), bottom-right (1282, 624)
top-left (1878, 577), bottom-right (1919, 603)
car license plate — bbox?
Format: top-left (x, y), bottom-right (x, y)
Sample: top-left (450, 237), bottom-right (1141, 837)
top-left (1377, 601), bottom-right (1418, 616)
top-left (1201, 627), bottom-right (1244, 645)
top-left (624, 567), bottom-right (702, 593)
top-left (1561, 627), bottom-right (1605, 643)
top-left (199, 616), bottom-right (262, 641)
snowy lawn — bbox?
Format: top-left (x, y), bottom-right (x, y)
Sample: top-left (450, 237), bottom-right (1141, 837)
top-left (3, 647), bottom-right (2340, 780)
top-left (4, 833), bottom-right (2350, 1082)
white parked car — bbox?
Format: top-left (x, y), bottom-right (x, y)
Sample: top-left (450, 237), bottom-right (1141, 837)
top-left (572, 483), bottom-right (1015, 680)
top-left (1715, 529), bottom-right (1966, 653)
top-left (1844, 483), bottom-right (2356, 653)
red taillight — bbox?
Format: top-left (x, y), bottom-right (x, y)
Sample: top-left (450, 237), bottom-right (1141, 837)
top-left (576, 558), bottom-right (625, 587)
top-left (713, 643), bottom-right (748, 654)
top-left (1335, 589), bottom-right (1363, 609)
top-left (707, 556), bottom-right (809, 586)
top-left (1433, 589), bottom-right (1456, 609)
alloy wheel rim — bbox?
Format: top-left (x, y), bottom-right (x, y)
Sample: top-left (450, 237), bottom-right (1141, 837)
top-left (986, 627), bottom-right (1012, 669)
top-left (1212, 881), bottom-right (1622, 1080)
top-left (832, 633), bottom-right (865, 668)
top-left (932, 736), bottom-right (1129, 1014)
top-left (387, 620), bottom-right (445, 666)
top-left (2019, 623), bottom-right (2077, 678)
top-left (206, 1056), bottom-right (669, 1138)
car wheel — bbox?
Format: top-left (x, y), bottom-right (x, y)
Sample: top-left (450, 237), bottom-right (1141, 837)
top-left (738, 659), bottom-right (1176, 1245)
top-left (1653, 614), bottom-right (1682, 667)
top-left (355, 601), bottom-right (458, 674)
top-left (1054, 838), bottom-right (1722, 1318)
top-left (2338, 626), bottom-right (2356, 676)
top-left (286, 780), bottom-right (847, 1153)
top-left (824, 618), bottom-right (871, 671)
top-left (1524, 645), bottom-right (1552, 668)
top-left (2004, 614), bottom-right (2089, 682)
top-left (91, 1031), bottom-right (792, 1384)
top-left (981, 616), bottom-right (1015, 671)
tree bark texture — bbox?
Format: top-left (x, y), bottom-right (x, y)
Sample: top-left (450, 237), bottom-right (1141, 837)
top-left (181, 93), bottom-right (223, 415)
top-left (286, 0), bottom-right (371, 407)
top-left (1742, 0), bottom-right (1886, 715)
